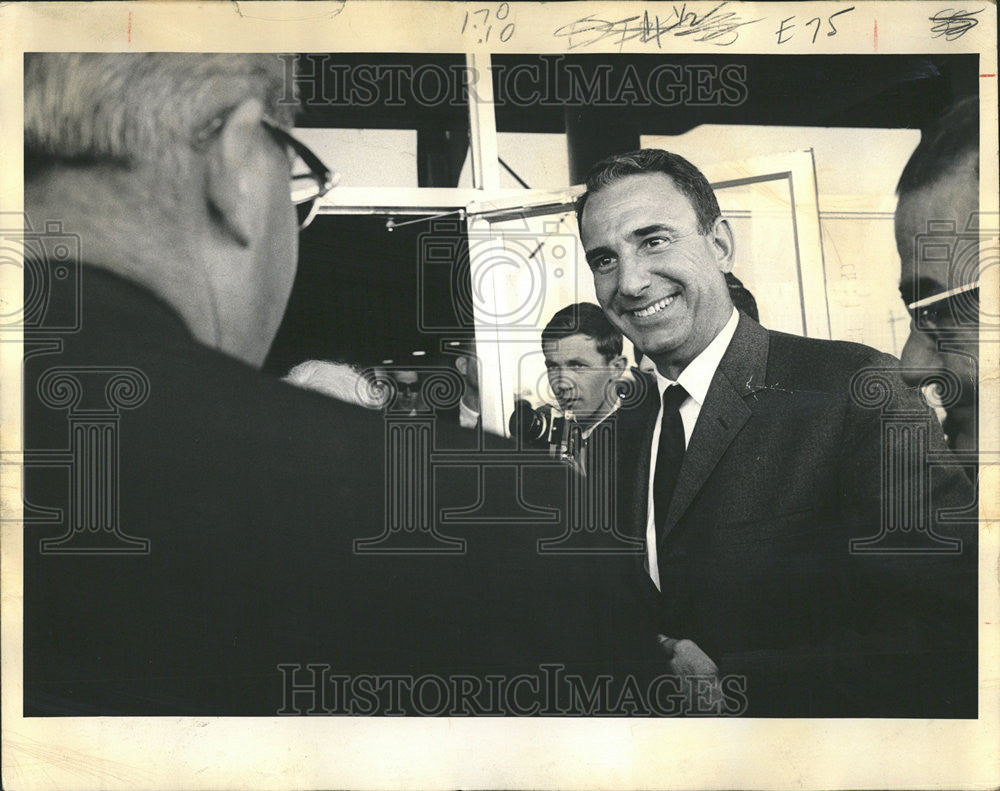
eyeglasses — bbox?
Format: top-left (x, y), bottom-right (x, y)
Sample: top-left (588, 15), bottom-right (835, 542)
top-left (906, 281), bottom-right (979, 332)
top-left (194, 112), bottom-right (337, 230)
top-left (260, 116), bottom-right (337, 229)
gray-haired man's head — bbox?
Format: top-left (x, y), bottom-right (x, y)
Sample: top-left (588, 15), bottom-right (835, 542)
top-left (25, 53), bottom-right (309, 367)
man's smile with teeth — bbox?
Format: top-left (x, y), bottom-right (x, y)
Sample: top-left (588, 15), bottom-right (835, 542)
top-left (631, 294), bottom-right (677, 318)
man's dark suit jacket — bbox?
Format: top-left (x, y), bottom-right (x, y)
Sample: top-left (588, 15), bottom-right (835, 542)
top-left (23, 265), bottom-right (662, 716)
top-left (614, 312), bottom-right (978, 717)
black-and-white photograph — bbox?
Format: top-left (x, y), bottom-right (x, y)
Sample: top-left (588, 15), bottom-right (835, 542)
top-left (2, 2), bottom-right (996, 789)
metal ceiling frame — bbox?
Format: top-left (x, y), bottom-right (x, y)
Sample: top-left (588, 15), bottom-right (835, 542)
top-left (312, 53), bottom-right (567, 219)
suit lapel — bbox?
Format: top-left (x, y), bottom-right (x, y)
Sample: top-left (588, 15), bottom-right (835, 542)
top-left (660, 314), bottom-right (770, 542)
top-left (617, 370), bottom-right (660, 541)
top-left (614, 371), bottom-right (660, 593)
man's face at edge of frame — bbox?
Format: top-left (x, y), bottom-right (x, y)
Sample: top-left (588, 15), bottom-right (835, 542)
top-left (895, 155), bottom-right (979, 452)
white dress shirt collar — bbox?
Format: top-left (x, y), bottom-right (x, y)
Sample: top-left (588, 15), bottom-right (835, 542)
top-left (580, 397), bottom-right (622, 440)
top-left (652, 307), bottom-right (740, 405)
top-left (458, 399), bottom-right (480, 430)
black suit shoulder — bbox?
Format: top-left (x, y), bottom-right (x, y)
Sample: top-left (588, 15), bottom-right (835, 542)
top-left (763, 328), bottom-right (901, 393)
top-left (25, 266), bottom-right (674, 715)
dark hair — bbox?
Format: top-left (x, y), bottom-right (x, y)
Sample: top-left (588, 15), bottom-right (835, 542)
top-left (542, 302), bottom-right (623, 361)
top-left (575, 149), bottom-right (721, 235)
top-left (725, 272), bottom-right (758, 322)
top-left (896, 96), bottom-right (978, 197)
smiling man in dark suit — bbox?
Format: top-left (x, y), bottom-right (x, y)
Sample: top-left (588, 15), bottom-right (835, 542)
top-left (577, 149), bottom-right (977, 716)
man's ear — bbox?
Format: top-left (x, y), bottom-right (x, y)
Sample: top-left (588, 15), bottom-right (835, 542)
top-left (710, 216), bottom-right (736, 273)
top-left (610, 354), bottom-right (627, 374)
top-left (206, 98), bottom-right (266, 247)
top-left (455, 356), bottom-right (468, 376)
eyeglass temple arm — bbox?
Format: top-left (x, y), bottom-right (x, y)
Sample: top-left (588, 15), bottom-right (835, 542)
top-left (907, 280), bottom-right (979, 311)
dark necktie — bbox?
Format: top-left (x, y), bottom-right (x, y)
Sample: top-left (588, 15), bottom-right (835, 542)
top-left (653, 384), bottom-right (689, 536)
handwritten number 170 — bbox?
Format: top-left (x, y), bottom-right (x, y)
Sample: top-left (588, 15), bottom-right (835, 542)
top-left (461, 3), bottom-right (516, 42)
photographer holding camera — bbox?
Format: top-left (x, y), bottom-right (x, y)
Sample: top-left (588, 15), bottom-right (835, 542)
top-left (510, 303), bottom-right (627, 469)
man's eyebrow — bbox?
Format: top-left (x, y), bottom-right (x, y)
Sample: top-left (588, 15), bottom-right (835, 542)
top-left (584, 224), bottom-right (679, 262)
top-left (630, 223), bottom-right (677, 238)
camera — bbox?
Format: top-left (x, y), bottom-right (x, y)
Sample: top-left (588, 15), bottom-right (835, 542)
top-left (912, 218), bottom-right (984, 333)
top-left (509, 399), bottom-right (582, 464)
top-left (418, 216), bottom-right (580, 334)
top-left (0, 216), bottom-right (81, 335)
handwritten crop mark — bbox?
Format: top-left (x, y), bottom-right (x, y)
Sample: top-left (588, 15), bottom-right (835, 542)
top-left (553, 3), bottom-right (764, 50)
top-left (929, 8), bottom-right (982, 40)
